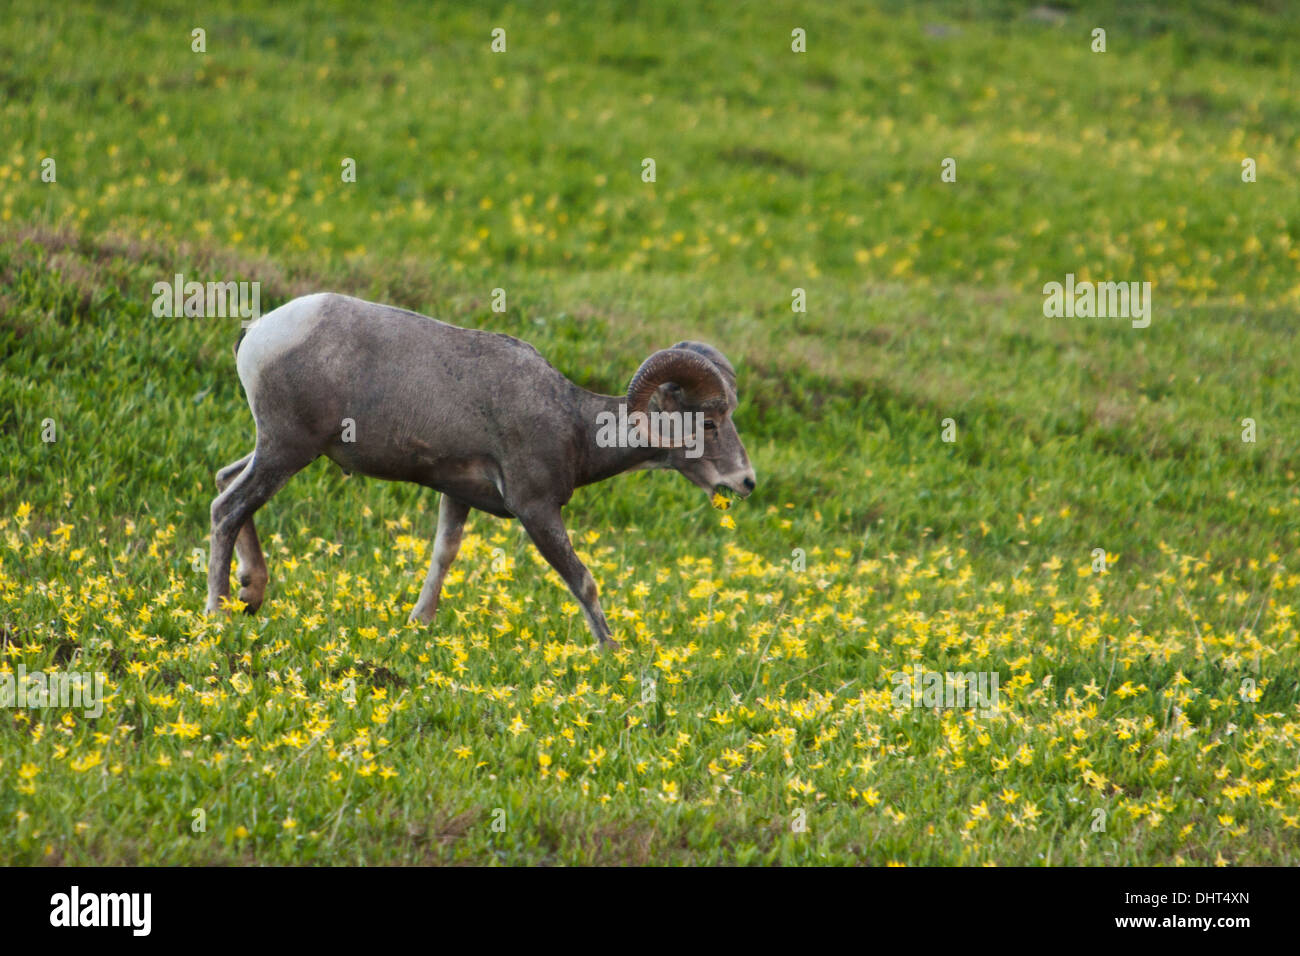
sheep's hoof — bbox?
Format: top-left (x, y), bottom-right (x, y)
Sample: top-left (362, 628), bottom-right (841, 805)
top-left (408, 606), bottom-right (436, 625)
top-left (598, 637), bottom-right (622, 653)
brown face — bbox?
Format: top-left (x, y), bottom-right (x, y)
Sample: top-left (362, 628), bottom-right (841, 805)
top-left (626, 340), bottom-right (757, 501)
top-left (652, 383), bottom-right (757, 501)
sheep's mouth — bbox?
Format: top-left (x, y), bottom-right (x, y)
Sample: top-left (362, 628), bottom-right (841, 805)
top-left (688, 472), bottom-right (751, 501)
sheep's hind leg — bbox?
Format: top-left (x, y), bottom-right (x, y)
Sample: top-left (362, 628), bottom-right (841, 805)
top-left (207, 448), bottom-right (310, 615)
top-left (409, 494), bottom-right (470, 624)
top-left (215, 453), bottom-right (271, 612)
top-left (516, 505), bottom-right (619, 650)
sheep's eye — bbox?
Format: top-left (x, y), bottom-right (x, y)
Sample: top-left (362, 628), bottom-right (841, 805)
top-left (703, 419), bottom-right (717, 431)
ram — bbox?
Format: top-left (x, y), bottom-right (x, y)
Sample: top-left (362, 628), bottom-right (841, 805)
top-left (206, 293), bottom-right (757, 647)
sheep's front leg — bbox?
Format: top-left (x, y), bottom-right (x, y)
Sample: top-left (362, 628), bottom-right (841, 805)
top-left (517, 506), bottom-right (618, 649)
top-left (409, 494), bottom-right (470, 624)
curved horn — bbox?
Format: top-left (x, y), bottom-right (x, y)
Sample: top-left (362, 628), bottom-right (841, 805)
top-left (626, 348), bottom-right (728, 418)
top-left (671, 341), bottom-right (737, 395)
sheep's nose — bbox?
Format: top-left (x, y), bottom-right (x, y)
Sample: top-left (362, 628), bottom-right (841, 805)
top-left (742, 476), bottom-right (756, 493)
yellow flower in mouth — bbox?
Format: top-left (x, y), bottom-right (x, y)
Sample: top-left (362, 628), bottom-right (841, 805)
top-left (711, 492), bottom-right (731, 510)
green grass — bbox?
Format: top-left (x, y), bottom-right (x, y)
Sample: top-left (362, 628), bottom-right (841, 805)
top-left (1, 0), bottom-right (1298, 864)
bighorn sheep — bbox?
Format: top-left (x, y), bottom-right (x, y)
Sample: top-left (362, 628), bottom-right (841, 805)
top-left (207, 293), bottom-right (757, 647)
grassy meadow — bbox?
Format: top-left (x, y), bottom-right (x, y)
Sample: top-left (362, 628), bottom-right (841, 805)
top-left (1, 0), bottom-right (1298, 864)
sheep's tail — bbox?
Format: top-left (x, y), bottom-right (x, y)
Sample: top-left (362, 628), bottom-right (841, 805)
top-left (233, 326), bottom-right (247, 359)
